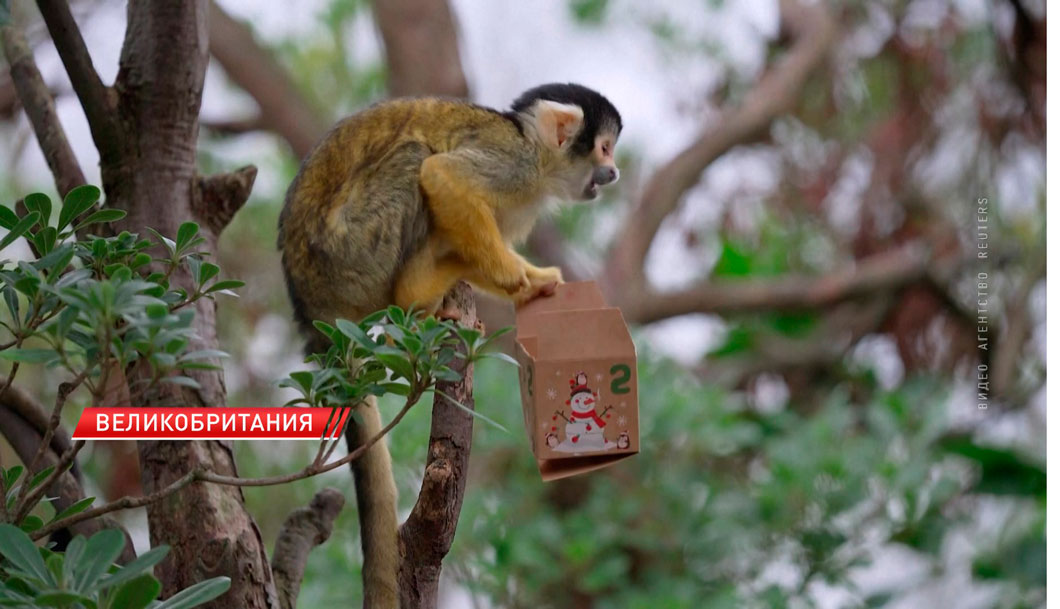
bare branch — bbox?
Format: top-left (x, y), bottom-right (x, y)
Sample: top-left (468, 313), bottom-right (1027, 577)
top-left (207, 0), bottom-right (327, 158)
top-left (605, 0), bottom-right (835, 292)
top-left (271, 488), bottom-right (345, 609)
top-left (35, 0), bottom-right (121, 162)
top-left (1, 22), bottom-right (86, 196)
top-left (32, 392), bottom-right (421, 540)
top-left (623, 242), bottom-right (943, 324)
top-left (13, 372), bottom-right (86, 520)
top-left (200, 115), bottom-right (265, 136)
top-left (192, 165), bottom-right (258, 234)
top-left (372, 0), bottom-right (469, 99)
top-left (201, 391), bottom-right (421, 487)
top-left (32, 466), bottom-right (202, 541)
top-left (399, 282), bottom-right (477, 608)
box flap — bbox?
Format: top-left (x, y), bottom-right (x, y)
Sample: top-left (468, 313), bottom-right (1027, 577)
top-left (537, 451), bottom-right (637, 481)
top-left (516, 281), bottom-right (608, 340)
top-left (533, 308), bottom-right (633, 361)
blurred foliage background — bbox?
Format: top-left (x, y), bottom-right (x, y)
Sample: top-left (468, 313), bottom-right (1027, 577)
top-left (0, 0), bottom-right (1045, 607)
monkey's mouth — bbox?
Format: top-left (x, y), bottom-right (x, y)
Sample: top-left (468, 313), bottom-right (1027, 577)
top-left (581, 179), bottom-right (599, 200)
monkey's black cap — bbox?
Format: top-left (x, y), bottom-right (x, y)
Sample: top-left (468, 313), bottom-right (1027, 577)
top-left (511, 83), bottom-right (622, 157)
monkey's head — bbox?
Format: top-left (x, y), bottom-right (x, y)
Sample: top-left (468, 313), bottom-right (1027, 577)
top-left (511, 83), bottom-right (622, 201)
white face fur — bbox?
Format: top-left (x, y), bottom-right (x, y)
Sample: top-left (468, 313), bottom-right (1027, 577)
top-left (527, 101), bottom-right (620, 201)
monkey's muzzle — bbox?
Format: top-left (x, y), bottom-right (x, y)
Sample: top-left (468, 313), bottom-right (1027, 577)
top-left (583, 165), bottom-right (619, 199)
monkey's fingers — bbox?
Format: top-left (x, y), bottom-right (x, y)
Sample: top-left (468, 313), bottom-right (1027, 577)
top-left (515, 280), bottom-right (559, 305)
top-left (526, 265), bottom-right (564, 284)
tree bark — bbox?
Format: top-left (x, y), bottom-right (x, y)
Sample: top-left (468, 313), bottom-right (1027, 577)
top-left (98, 2), bottom-right (273, 606)
top-left (398, 283), bottom-right (477, 609)
top-left (372, 0), bottom-right (468, 99)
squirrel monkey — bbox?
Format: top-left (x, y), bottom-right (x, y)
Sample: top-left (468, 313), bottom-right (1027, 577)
top-left (277, 83), bottom-right (621, 607)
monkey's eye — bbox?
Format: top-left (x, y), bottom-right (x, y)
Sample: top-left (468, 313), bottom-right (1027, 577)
top-left (601, 143), bottom-right (611, 156)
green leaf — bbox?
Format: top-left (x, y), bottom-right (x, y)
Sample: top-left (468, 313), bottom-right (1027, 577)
top-left (378, 381), bottom-right (411, 396)
top-left (33, 591), bottom-right (91, 607)
top-left (153, 576), bottom-right (230, 609)
top-left (22, 193), bottom-right (51, 227)
top-left (32, 226), bottom-right (58, 256)
top-left (385, 305), bottom-right (406, 325)
top-left (18, 515), bottom-right (44, 533)
top-left (374, 350), bottom-right (414, 382)
top-left (0, 211), bottom-right (41, 251)
top-left (336, 319), bottom-right (374, 348)
top-left (0, 0), bottom-right (11, 26)
top-left (109, 573), bottom-right (162, 609)
top-left (2, 465), bottom-right (24, 491)
top-left (429, 388), bottom-right (509, 433)
top-left (62, 535), bottom-right (84, 591)
top-left (160, 376), bottom-right (202, 389)
top-left (146, 228), bottom-right (176, 256)
top-left (175, 222), bottom-right (199, 251)
top-left (196, 262), bottom-right (220, 286)
top-left (204, 279), bottom-right (244, 294)
top-left (73, 209), bottom-right (126, 232)
top-left (941, 437), bottom-right (1046, 497)
top-left (3, 285), bottom-right (19, 321)
top-left (713, 240), bottom-right (753, 277)
top-left (28, 466), bottom-right (56, 491)
top-left (180, 349), bottom-right (229, 361)
top-left (96, 545), bottom-right (168, 591)
top-left (58, 185), bottom-right (101, 231)
top-left (0, 205), bottom-right (18, 229)
top-left (52, 496), bottom-right (95, 523)
top-left (0, 348), bottom-right (57, 364)
top-left (0, 523), bottom-right (51, 584)
top-left (475, 351), bottom-right (520, 367)
top-left (72, 528), bottom-right (125, 593)
top-left (285, 371), bottom-right (314, 393)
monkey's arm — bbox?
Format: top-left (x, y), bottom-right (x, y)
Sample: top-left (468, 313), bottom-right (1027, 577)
top-left (418, 153), bottom-right (531, 294)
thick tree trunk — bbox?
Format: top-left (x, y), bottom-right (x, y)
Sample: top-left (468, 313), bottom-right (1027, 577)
top-left (101, 2), bottom-right (275, 606)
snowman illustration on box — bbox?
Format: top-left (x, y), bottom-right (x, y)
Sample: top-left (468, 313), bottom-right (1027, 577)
top-left (551, 372), bottom-right (616, 453)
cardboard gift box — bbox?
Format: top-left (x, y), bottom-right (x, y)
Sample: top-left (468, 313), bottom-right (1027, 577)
top-left (514, 281), bottom-right (639, 481)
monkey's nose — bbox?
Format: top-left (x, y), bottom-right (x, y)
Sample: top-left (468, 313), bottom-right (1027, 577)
top-left (593, 166), bottom-right (619, 185)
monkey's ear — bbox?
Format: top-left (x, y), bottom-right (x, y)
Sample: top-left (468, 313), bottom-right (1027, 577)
top-left (531, 100), bottom-right (584, 150)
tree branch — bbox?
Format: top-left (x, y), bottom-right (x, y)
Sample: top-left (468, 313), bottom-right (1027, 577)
top-left (35, 0), bottom-right (121, 162)
top-left (271, 488), bottom-right (345, 609)
top-left (623, 242), bottom-right (942, 324)
top-left (200, 115), bottom-right (266, 136)
top-left (399, 282), bottom-right (477, 609)
top-left (0, 385), bottom-right (135, 562)
top-left (372, 0), bottom-right (469, 99)
top-left (206, 0), bottom-right (327, 158)
top-left (34, 384), bottom-right (424, 540)
top-left (1, 21), bottom-right (85, 196)
top-left (604, 0), bottom-right (835, 293)
top-left (0, 384), bottom-right (76, 467)
top-left (192, 165), bottom-right (258, 234)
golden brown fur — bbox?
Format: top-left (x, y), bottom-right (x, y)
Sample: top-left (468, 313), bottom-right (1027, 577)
top-left (278, 86), bottom-right (621, 609)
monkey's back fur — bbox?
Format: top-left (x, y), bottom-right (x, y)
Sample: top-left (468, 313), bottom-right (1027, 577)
top-left (277, 98), bottom-right (524, 342)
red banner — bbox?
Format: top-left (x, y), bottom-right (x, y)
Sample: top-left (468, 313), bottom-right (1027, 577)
top-left (72, 407), bottom-right (351, 440)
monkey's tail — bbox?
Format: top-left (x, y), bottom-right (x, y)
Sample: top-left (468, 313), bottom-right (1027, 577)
top-left (346, 395), bottom-right (400, 609)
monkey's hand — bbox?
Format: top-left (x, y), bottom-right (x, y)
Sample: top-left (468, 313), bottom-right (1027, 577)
top-left (515, 263), bottom-right (563, 304)
top-left (482, 251), bottom-right (531, 295)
